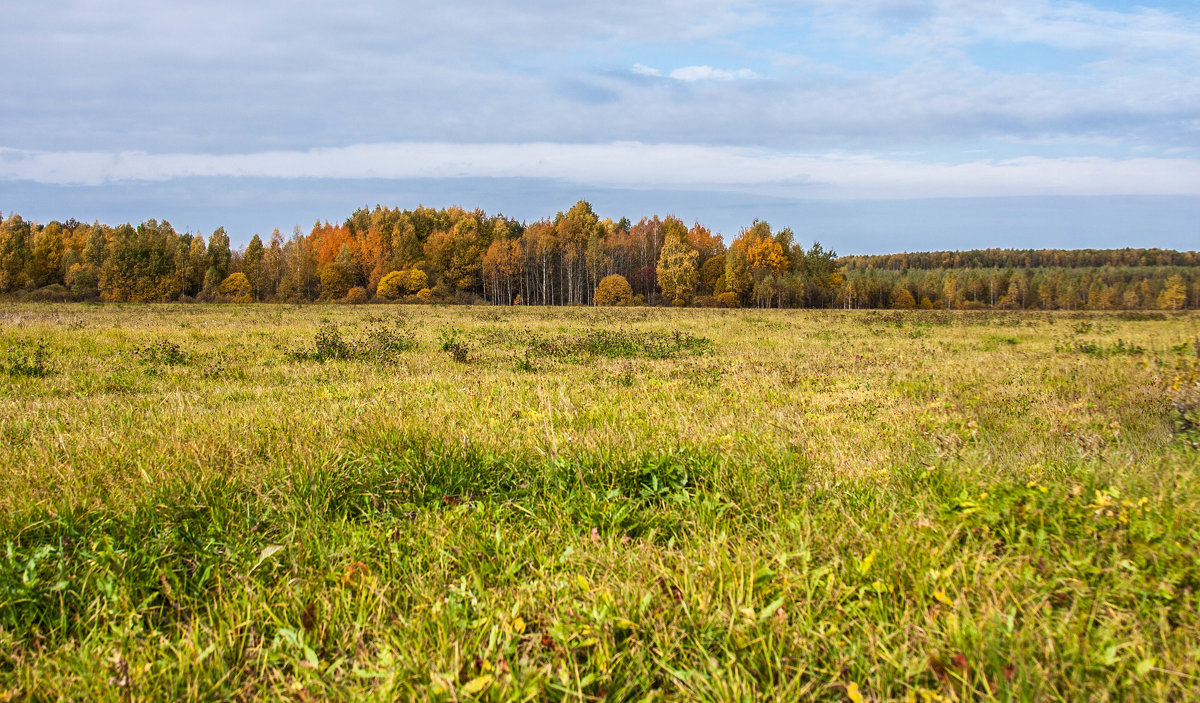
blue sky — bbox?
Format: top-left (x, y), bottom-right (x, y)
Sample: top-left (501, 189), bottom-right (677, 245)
top-left (1, 0), bottom-right (1197, 252)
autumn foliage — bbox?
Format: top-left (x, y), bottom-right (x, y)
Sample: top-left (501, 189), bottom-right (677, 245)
top-left (595, 274), bottom-right (634, 306)
top-left (0, 207), bottom-right (1197, 309)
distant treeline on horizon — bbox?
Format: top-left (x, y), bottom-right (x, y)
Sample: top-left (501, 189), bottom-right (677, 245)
top-left (1, 203), bottom-right (1197, 310)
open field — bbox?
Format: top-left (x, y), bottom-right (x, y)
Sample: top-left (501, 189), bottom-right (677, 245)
top-left (2, 303), bottom-right (1199, 700)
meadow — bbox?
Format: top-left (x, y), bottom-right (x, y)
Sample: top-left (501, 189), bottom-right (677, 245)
top-left (1, 303), bottom-right (1198, 701)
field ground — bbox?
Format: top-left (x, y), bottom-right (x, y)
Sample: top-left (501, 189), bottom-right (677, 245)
top-left (1, 303), bottom-right (1199, 700)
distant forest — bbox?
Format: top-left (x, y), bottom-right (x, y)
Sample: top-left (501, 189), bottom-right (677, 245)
top-left (1, 202), bottom-right (1197, 310)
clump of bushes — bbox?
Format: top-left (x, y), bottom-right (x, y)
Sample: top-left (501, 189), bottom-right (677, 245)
top-left (376, 269), bottom-right (429, 300)
top-left (716, 292), bottom-right (739, 308)
top-left (529, 328), bottom-right (711, 361)
top-left (4, 339), bottom-right (53, 377)
top-left (1061, 338), bottom-right (1146, 357)
top-left (287, 318), bottom-right (417, 363)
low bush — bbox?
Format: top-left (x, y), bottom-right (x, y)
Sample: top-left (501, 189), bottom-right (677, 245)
top-left (4, 339), bottom-right (52, 377)
top-left (287, 319), bottom-right (417, 363)
top-left (529, 328), bottom-right (711, 360)
top-left (132, 339), bottom-right (190, 366)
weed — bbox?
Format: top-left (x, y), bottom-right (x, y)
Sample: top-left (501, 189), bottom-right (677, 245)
top-left (529, 328), bottom-right (711, 361)
top-left (511, 348), bottom-right (538, 372)
top-left (4, 338), bottom-right (52, 377)
top-left (133, 338), bottom-right (189, 366)
top-left (288, 318), bottom-right (417, 363)
top-left (307, 321), bottom-right (353, 360)
top-left (438, 326), bottom-right (471, 363)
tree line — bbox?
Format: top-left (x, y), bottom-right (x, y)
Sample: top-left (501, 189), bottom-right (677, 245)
top-left (841, 248), bottom-right (1200, 271)
top-left (1, 203), bottom-right (1196, 310)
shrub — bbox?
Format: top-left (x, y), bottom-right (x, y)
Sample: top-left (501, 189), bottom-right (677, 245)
top-left (27, 285), bottom-right (72, 303)
top-left (529, 328), bottom-right (711, 360)
top-left (307, 322), bottom-right (352, 360)
top-left (403, 269), bottom-right (429, 294)
top-left (343, 287), bottom-right (368, 304)
top-left (287, 319), bottom-right (416, 363)
top-left (414, 288), bottom-right (433, 303)
top-left (595, 274), bottom-right (634, 306)
top-left (376, 271), bottom-right (405, 300)
top-left (377, 270), bottom-right (426, 300)
top-left (218, 273), bottom-right (252, 302)
top-left (717, 292), bottom-right (739, 308)
top-left (894, 289), bottom-right (916, 309)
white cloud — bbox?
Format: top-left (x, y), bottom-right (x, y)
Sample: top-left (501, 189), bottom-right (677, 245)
top-left (668, 65), bottom-right (758, 81)
top-left (3, 143), bottom-right (1198, 200)
top-left (1, 1), bottom-right (1197, 167)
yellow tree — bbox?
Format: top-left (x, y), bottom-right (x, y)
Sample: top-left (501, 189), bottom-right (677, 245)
top-left (595, 274), bottom-right (633, 306)
top-left (657, 231), bottom-right (699, 306)
top-left (734, 221), bottom-right (788, 277)
top-left (1158, 274), bottom-right (1187, 310)
top-left (482, 238), bottom-right (522, 304)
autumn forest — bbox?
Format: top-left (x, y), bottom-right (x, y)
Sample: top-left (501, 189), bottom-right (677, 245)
top-left (1, 201), bottom-right (1197, 310)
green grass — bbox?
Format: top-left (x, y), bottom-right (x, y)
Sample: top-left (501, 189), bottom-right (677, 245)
top-left (1, 304), bottom-right (1199, 700)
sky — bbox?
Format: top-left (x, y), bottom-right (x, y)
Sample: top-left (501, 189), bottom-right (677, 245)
top-left (1, 0), bottom-right (1198, 253)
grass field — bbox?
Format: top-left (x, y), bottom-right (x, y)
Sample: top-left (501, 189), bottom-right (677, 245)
top-left (2, 303), bottom-right (1199, 701)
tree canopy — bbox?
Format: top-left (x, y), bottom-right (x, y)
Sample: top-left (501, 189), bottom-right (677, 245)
top-left (1, 206), bottom-right (1196, 310)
